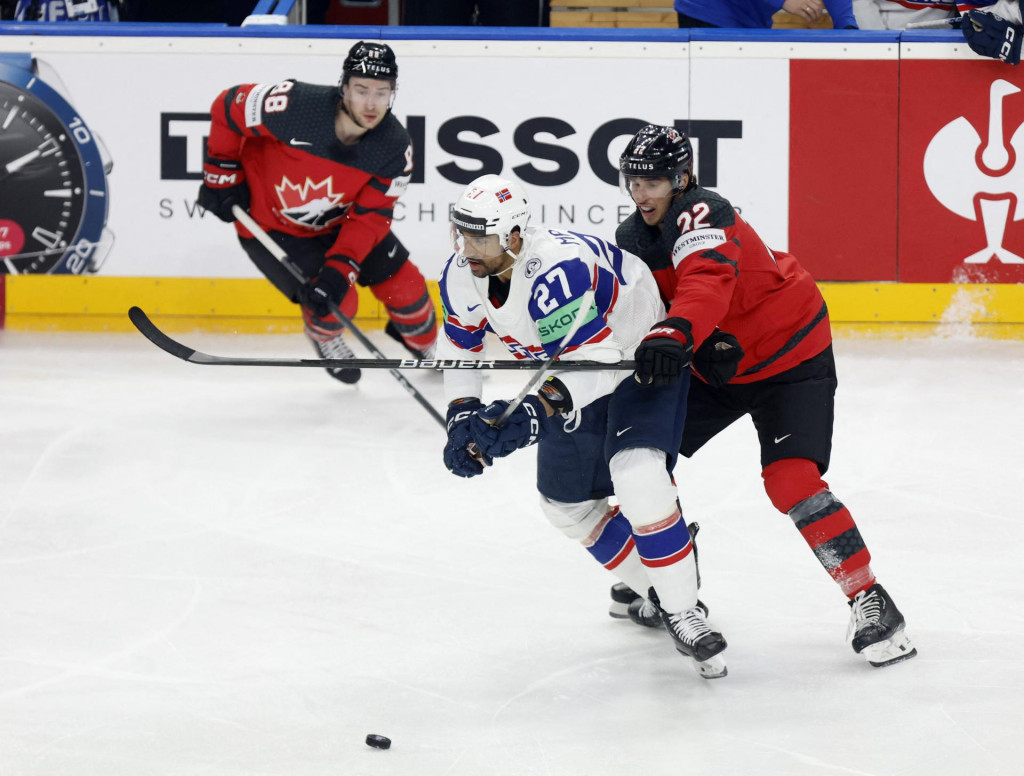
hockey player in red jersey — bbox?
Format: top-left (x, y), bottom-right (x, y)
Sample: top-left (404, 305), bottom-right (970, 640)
top-left (197, 41), bottom-right (437, 384)
top-left (613, 124), bottom-right (917, 668)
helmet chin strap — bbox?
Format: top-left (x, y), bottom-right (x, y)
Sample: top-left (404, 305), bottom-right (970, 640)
top-left (493, 245), bottom-right (521, 278)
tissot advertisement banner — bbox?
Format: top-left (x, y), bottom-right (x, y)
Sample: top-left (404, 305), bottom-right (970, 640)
top-left (0, 38), bottom-right (790, 280)
top-left (899, 60), bottom-right (1024, 284)
top-left (2, 36), bottom-right (1020, 284)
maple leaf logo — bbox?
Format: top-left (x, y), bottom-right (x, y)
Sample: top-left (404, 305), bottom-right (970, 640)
top-left (274, 176), bottom-right (349, 229)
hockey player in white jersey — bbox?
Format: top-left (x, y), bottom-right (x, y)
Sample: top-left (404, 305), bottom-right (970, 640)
top-left (438, 174), bottom-right (728, 678)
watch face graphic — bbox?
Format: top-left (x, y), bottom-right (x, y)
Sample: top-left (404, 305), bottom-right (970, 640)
top-left (0, 59), bottom-right (111, 274)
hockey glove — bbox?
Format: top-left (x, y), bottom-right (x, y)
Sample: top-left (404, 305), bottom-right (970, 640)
top-left (444, 398), bottom-right (491, 478)
top-left (962, 10), bottom-right (1023, 65)
top-left (303, 266), bottom-right (352, 320)
top-left (634, 317), bottom-right (694, 387)
top-left (692, 329), bottom-right (744, 389)
top-left (198, 156), bottom-right (250, 222)
top-left (469, 395), bottom-right (548, 459)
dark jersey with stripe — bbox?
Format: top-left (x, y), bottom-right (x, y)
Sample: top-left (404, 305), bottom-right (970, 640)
top-left (615, 185), bottom-right (832, 384)
top-left (206, 79), bottom-right (412, 274)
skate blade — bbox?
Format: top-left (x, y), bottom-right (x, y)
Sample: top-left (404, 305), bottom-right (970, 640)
top-left (609, 602), bottom-right (629, 619)
top-left (693, 654), bottom-right (728, 679)
top-left (863, 628), bottom-right (918, 668)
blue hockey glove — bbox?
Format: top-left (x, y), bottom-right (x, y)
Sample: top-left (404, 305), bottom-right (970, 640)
top-left (962, 10), bottom-right (1023, 65)
top-left (444, 399), bottom-right (490, 478)
top-left (633, 317), bottom-right (694, 387)
top-left (469, 394), bottom-right (548, 459)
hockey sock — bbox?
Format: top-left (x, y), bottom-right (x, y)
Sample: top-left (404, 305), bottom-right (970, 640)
top-left (609, 446), bottom-right (697, 613)
top-left (369, 261), bottom-right (437, 353)
top-left (580, 506), bottom-right (654, 596)
top-left (763, 458), bottom-right (876, 598)
top-left (539, 497), bottom-right (654, 599)
top-left (631, 509), bottom-right (698, 614)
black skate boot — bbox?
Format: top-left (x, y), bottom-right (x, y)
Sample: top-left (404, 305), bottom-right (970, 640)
top-left (307, 330), bottom-right (361, 384)
top-left (609, 582), bottom-right (638, 619)
top-left (385, 320), bottom-right (436, 360)
top-left (847, 583), bottom-right (917, 667)
top-left (661, 605), bottom-right (728, 679)
top-left (627, 594), bottom-right (663, 628)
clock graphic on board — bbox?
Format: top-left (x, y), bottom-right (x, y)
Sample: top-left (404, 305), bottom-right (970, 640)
top-left (0, 54), bottom-right (113, 274)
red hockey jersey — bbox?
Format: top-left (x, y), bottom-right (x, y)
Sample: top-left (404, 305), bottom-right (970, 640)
top-left (206, 79), bottom-right (413, 272)
top-left (615, 186), bottom-right (832, 385)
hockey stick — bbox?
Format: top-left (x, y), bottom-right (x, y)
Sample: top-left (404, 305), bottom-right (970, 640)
top-left (491, 287), bottom-right (597, 427)
top-left (906, 17), bottom-right (962, 29)
top-left (467, 287), bottom-right (598, 465)
top-left (230, 205), bottom-right (446, 428)
top-left (127, 306), bottom-right (632, 371)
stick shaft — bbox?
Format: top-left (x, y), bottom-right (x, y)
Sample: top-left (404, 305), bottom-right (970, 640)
top-left (231, 206), bottom-right (446, 427)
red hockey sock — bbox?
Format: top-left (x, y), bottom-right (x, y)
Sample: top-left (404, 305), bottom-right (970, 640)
top-left (369, 261), bottom-right (437, 352)
top-left (762, 458), bottom-right (875, 598)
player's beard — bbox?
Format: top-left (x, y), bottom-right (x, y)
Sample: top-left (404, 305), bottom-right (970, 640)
top-left (341, 98), bottom-right (383, 131)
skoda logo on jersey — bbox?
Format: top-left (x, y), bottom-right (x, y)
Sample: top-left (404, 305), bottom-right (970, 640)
top-left (274, 175), bottom-right (349, 229)
top-left (923, 78), bottom-right (1024, 265)
top-left (457, 254), bottom-right (469, 267)
top-left (524, 257), bottom-right (543, 278)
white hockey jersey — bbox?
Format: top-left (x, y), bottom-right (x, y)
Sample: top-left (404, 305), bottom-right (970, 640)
top-left (437, 226), bottom-right (664, 411)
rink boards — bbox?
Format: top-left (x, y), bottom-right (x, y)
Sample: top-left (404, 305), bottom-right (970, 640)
top-left (0, 25), bottom-right (1021, 333)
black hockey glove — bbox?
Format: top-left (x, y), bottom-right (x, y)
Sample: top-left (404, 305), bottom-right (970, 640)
top-left (444, 398), bottom-right (491, 478)
top-left (303, 266), bottom-right (351, 320)
top-left (469, 395), bottom-right (548, 459)
top-left (962, 10), bottom-right (1023, 65)
top-left (692, 329), bottom-right (744, 389)
top-left (633, 317), bottom-right (694, 387)
top-left (198, 156), bottom-right (250, 222)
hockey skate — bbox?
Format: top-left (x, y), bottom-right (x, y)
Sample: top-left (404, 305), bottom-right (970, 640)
top-left (661, 604), bottom-right (728, 679)
top-left (847, 583), bottom-right (917, 667)
top-left (385, 320), bottom-right (436, 360)
top-left (307, 330), bottom-right (361, 384)
top-left (610, 583), bottom-right (708, 627)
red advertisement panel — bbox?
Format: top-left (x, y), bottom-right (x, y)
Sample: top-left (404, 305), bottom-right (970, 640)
top-left (900, 60), bottom-right (1024, 283)
top-left (789, 59), bottom-right (899, 281)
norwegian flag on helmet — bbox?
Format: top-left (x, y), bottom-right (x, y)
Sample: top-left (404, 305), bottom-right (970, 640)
top-left (496, 188), bottom-right (512, 202)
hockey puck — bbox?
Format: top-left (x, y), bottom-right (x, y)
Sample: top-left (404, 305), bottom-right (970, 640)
top-left (365, 734), bottom-right (391, 750)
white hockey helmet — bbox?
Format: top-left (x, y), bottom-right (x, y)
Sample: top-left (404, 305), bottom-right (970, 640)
top-left (449, 174), bottom-right (530, 255)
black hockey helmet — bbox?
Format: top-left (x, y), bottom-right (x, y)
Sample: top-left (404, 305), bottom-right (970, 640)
top-left (619, 124), bottom-right (695, 193)
top-left (340, 41), bottom-right (398, 90)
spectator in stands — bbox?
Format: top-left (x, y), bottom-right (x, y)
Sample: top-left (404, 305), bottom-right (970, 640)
top-left (853, 0), bottom-right (953, 28)
top-left (119, 1), bottom-right (252, 25)
top-left (403, 0), bottom-right (541, 25)
top-left (677, 0), bottom-right (858, 28)
top-left (852, 1), bottom-right (1007, 31)
top-left (13, 0), bottom-right (119, 21)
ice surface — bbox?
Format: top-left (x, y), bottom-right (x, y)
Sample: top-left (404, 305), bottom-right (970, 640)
top-left (1, 327), bottom-right (1022, 776)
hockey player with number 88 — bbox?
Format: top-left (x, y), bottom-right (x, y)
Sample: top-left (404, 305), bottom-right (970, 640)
top-left (438, 174), bottom-right (729, 679)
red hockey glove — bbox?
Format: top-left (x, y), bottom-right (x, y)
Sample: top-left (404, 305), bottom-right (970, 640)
top-left (197, 156), bottom-right (250, 222)
top-left (634, 317), bottom-right (694, 387)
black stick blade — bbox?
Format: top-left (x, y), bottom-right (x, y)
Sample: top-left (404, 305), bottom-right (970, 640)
top-left (128, 307), bottom-right (199, 362)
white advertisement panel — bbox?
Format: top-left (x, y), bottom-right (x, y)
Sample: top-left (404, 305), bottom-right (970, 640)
top-left (1, 35), bottom-right (790, 279)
